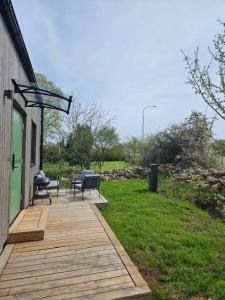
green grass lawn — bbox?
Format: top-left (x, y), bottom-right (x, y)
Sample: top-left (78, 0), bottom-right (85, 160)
top-left (101, 179), bottom-right (225, 300)
top-left (91, 161), bottom-right (132, 171)
top-left (44, 161), bottom-right (132, 178)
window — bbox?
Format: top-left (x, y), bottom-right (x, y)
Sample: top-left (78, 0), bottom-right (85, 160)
top-left (31, 121), bottom-right (37, 164)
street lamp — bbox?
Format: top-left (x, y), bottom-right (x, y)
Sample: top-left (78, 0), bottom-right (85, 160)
top-left (142, 105), bottom-right (157, 139)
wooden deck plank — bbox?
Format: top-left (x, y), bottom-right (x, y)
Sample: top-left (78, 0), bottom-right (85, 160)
top-left (0, 268), bottom-right (128, 296)
top-left (12, 238), bottom-right (110, 253)
top-left (14, 233), bottom-right (108, 249)
top-left (10, 241), bottom-right (113, 257)
top-left (0, 276), bottom-right (133, 300)
top-left (0, 199), bottom-right (151, 299)
top-left (39, 282), bottom-right (134, 300)
top-left (9, 244), bottom-right (114, 262)
top-left (7, 248), bottom-right (115, 265)
top-left (1, 257), bottom-right (122, 281)
top-left (4, 253), bottom-right (119, 273)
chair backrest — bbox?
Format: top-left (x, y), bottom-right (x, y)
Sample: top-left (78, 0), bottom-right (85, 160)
top-left (82, 175), bottom-right (100, 189)
top-left (34, 170), bottom-right (47, 184)
top-left (80, 169), bottom-right (94, 181)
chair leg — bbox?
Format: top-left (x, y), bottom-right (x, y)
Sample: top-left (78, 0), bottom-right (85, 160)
top-left (82, 191), bottom-right (84, 200)
top-left (45, 186), bottom-right (52, 205)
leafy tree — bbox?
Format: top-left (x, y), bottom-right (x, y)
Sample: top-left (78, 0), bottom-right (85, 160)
top-left (143, 112), bottom-right (214, 167)
top-left (94, 126), bottom-right (119, 170)
top-left (104, 144), bottom-right (124, 161)
top-left (66, 124), bottom-right (94, 169)
top-left (214, 139), bottom-right (225, 168)
top-left (124, 137), bottom-right (144, 166)
top-left (35, 73), bottom-right (62, 144)
top-left (182, 21), bottom-right (225, 120)
top-left (43, 140), bottom-right (65, 163)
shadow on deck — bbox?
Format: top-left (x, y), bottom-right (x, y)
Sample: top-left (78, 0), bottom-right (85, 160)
top-left (0, 189), bottom-right (151, 299)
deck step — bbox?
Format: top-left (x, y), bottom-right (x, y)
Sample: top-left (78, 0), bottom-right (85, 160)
top-left (7, 207), bottom-right (48, 243)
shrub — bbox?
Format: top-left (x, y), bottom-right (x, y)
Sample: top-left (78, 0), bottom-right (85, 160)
top-left (143, 112), bottom-right (215, 167)
top-left (43, 163), bottom-right (69, 179)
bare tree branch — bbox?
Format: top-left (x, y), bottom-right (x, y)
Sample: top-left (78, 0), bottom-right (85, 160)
top-left (181, 21), bottom-right (225, 120)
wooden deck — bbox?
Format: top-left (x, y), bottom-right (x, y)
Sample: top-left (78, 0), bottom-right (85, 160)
top-left (32, 189), bottom-right (109, 208)
top-left (0, 196), bottom-right (151, 299)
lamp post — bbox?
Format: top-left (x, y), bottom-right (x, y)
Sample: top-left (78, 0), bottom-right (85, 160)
top-left (142, 105), bottom-right (157, 139)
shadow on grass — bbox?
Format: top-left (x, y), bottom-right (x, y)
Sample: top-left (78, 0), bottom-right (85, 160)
top-left (135, 188), bottom-right (149, 194)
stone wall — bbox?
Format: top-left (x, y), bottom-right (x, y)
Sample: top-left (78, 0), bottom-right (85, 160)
top-left (160, 162), bottom-right (225, 220)
top-left (100, 167), bottom-right (148, 181)
top-left (160, 162), bottom-right (225, 194)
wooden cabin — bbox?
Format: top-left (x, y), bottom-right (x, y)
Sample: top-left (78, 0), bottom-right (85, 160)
top-left (0, 0), bottom-right (41, 253)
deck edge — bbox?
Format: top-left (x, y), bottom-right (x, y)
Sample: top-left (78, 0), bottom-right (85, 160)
top-left (90, 203), bottom-right (152, 298)
top-left (0, 244), bottom-right (14, 276)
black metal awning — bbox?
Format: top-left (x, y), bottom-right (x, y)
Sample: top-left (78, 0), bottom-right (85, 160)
top-left (12, 79), bottom-right (72, 114)
top-left (12, 78), bottom-right (73, 170)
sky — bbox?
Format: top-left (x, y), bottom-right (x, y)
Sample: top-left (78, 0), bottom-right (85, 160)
top-left (13, 0), bottom-right (225, 140)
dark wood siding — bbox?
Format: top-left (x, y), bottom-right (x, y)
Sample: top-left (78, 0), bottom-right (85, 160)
top-left (0, 12), bottom-right (41, 252)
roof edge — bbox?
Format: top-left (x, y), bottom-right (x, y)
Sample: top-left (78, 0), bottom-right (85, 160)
top-left (0, 0), bottom-right (37, 83)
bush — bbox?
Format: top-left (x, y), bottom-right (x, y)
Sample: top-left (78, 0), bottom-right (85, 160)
top-left (43, 163), bottom-right (69, 179)
top-left (98, 144), bottom-right (124, 161)
top-left (143, 112), bottom-right (215, 167)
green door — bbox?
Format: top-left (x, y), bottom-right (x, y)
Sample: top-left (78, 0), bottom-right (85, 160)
top-left (10, 108), bottom-right (24, 224)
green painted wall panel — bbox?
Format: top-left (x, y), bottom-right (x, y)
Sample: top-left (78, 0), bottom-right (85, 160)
top-left (10, 108), bottom-right (23, 224)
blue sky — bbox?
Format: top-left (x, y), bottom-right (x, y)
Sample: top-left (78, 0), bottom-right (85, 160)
top-left (13, 0), bottom-right (225, 140)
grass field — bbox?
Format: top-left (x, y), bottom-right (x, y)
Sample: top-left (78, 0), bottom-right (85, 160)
top-left (44, 161), bottom-right (132, 178)
top-left (91, 161), bottom-right (131, 171)
top-left (101, 179), bottom-right (225, 300)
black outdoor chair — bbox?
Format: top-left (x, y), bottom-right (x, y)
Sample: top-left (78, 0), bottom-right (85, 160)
top-left (70, 169), bottom-right (94, 194)
top-left (73, 174), bottom-right (101, 200)
top-left (32, 173), bottom-right (52, 205)
top-left (32, 170), bottom-right (60, 205)
top-left (39, 170), bottom-right (60, 196)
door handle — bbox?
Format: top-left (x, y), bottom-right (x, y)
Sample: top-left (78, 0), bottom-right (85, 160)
top-left (12, 154), bottom-right (18, 170)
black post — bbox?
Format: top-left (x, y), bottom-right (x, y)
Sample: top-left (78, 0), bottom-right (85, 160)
top-left (149, 164), bottom-right (158, 192)
top-left (40, 107), bottom-right (44, 170)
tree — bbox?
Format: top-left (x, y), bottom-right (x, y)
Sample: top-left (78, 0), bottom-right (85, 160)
top-left (94, 126), bottom-right (119, 170)
top-left (182, 21), bottom-right (225, 120)
top-left (65, 124), bottom-right (94, 169)
top-left (143, 112), bottom-right (214, 167)
top-left (214, 139), bottom-right (225, 168)
top-left (124, 137), bottom-right (144, 167)
top-left (35, 73), bottom-right (62, 144)
top-left (62, 97), bottom-right (111, 140)
top-left (43, 140), bottom-right (65, 163)
top-left (103, 144), bottom-right (124, 161)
